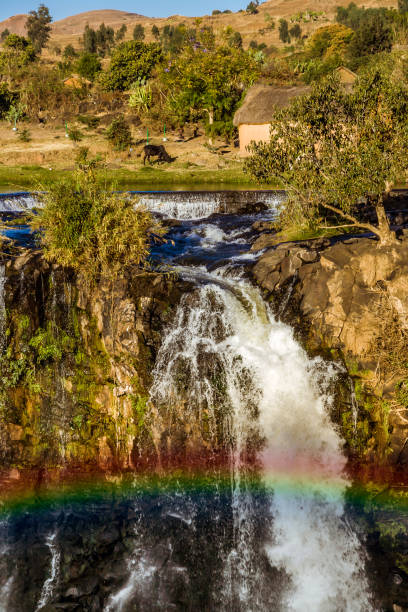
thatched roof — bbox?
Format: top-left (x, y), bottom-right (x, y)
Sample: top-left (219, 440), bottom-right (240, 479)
top-left (233, 84), bottom-right (311, 126)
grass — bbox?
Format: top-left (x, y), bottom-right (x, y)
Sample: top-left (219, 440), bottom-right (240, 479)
top-left (0, 165), bottom-right (267, 192)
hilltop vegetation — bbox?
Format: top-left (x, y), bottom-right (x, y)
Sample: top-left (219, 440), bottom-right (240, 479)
top-left (0, 0), bottom-right (407, 186)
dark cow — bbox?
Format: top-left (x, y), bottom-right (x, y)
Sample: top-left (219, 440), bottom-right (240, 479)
top-left (143, 144), bottom-right (172, 165)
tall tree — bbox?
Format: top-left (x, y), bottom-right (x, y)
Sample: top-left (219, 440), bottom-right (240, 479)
top-left (133, 24), bottom-right (145, 41)
top-left (1, 29), bottom-right (10, 42)
top-left (83, 25), bottom-right (97, 54)
top-left (160, 42), bottom-right (259, 143)
top-left (100, 40), bottom-right (162, 91)
top-left (115, 24), bottom-right (127, 43)
top-left (151, 25), bottom-right (160, 40)
top-left (26, 4), bottom-right (52, 53)
top-left (245, 73), bottom-right (408, 246)
top-left (278, 19), bottom-right (290, 43)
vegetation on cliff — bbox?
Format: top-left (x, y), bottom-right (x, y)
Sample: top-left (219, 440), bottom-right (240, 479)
top-left (30, 157), bottom-right (163, 280)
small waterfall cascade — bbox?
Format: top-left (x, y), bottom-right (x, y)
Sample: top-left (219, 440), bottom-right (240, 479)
top-left (0, 264), bottom-right (6, 353)
top-left (36, 530), bottom-right (60, 611)
top-left (118, 266), bottom-right (372, 611)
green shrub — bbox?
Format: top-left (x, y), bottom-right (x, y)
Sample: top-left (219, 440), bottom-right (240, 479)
top-left (76, 52), bottom-right (102, 80)
top-left (77, 114), bottom-right (100, 129)
top-left (106, 116), bottom-right (132, 150)
top-left (30, 164), bottom-right (163, 281)
top-left (18, 128), bottom-right (31, 142)
top-left (68, 127), bottom-right (83, 142)
top-left (0, 82), bottom-right (17, 118)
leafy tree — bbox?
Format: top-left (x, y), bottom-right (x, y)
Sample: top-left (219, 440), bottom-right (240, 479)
top-left (246, 2), bottom-right (259, 15)
top-left (133, 24), bottom-right (145, 41)
top-left (63, 44), bottom-right (77, 59)
top-left (160, 44), bottom-right (259, 142)
top-left (152, 25), bottom-right (160, 40)
top-left (76, 52), bottom-right (102, 80)
top-left (289, 24), bottom-right (302, 40)
top-left (0, 82), bottom-right (16, 117)
top-left (30, 164), bottom-right (162, 281)
top-left (278, 19), bottom-right (290, 43)
top-left (99, 41), bottom-right (162, 91)
top-left (106, 116), bottom-right (132, 150)
top-left (306, 24), bottom-right (354, 59)
top-left (115, 24), bottom-right (127, 43)
top-left (399, 0), bottom-right (408, 12)
top-left (6, 103), bottom-right (25, 130)
top-left (348, 13), bottom-right (392, 59)
top-left (228, 31), bottom-right (243, 49)
top-left (83, 25), bottom-right (97, 54)
top-left (0, 35), bottom-right (36, 77)
top-left (245, 73), bottom-right (408, 245)
top-left (1, 29), bottom-right (10, 42)
top-left (95, 23), bottom-right (114, 56)
top-left (26, 4), bottom-right (52, 53)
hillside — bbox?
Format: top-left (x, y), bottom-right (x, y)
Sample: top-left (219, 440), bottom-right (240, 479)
top-left (0, 0), bottom-right (398, 50)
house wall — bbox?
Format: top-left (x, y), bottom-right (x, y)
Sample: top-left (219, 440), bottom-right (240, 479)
top-left (238, 123), bottom-right (271, 155)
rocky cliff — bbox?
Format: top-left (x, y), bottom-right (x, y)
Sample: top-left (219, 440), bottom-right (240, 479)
top-left (252, 233), bottom-right (408, 468)
top-left (0, 250), bottom-right (188, 490)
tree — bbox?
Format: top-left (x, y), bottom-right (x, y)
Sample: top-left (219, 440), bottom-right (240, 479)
top-left (246, 2), bottom-right (259, 14)
top-left (306, 24), bottom-right (354, 59)
top-left (399, 0), bottom-right (408, 13)
top-left (76, 52), bottom-right (102, 80)
top-left (63, 44), bottom-right (77, 59)
top-left (348, 13), bottom-right (393, 58)
top-left (289, 24), bottom-right (302, 40)
top-left (83, 25), bottom-right (97, 54)
top-left (115, 24), bottom-right (127, 43)
top-left (278, 19), bottom-right (291, 43)
top-left (106, 116), bottom-right (132, 150)
top-left (133, 24), bottom-right (145, 41)
top-left (26, 4), bottom-right (52, 53)
top-left (95, 23), bottom-right (114, 56)
top-left (245, 73), bottom-right (408, 246)
top-left (1, 29), bottom-right (10, 42)
top-left (99, 40), bottom-right (162, 91)
top-left (0, 35), bottom-right (36, 78)
top-left (228, 31), bottom-right (243, 49)
top-left (160, 44), bottom-right (259, 143)
top-left (152, 25), bottom-right (160, 40)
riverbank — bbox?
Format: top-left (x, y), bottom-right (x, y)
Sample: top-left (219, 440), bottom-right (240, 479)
top-left (0, 165), bottom-right (260, 192)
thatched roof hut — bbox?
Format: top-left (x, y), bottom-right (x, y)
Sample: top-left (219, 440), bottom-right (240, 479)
top-left (233, 84), bottom-right (310, 154)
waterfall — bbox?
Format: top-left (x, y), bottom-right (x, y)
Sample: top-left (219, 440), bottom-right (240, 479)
top-left (146, 270), bottom-right (372, 611)
top-left (36, 530), bottom-right (60, 611)
top-left (0, 264), bottom-right (6, 354)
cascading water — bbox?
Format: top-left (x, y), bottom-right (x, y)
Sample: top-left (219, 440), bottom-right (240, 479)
top-left (144, 270), bottom-right (372, 611)
top-left (0, 192), bottom-right (378, 611)
top-left (36, 530), bottom-right (60, 611)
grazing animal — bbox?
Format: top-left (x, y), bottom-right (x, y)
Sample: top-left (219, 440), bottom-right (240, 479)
top-left (143, 144), bottom-right (172, 165)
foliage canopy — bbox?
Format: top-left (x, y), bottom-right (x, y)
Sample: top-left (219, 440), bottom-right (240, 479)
top-left (26, 4), bottom-right (52, 53)
top-left (160, 43), bottom-right (259, 135)
top-left (99, 41), bottom-right (162, 91)
top-left (245, 70), bottom-right (408, 245)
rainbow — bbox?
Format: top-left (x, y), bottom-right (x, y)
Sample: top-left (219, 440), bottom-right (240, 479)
top-left (0, 457), bottom-right (407, 518)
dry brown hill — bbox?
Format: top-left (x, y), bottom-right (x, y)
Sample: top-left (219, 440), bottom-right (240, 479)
top-left (0, 0), bottom-right (398, 50)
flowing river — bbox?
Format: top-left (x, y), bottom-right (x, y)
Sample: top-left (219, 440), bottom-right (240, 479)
top-left (0, 191), bottom-right (376, 610)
